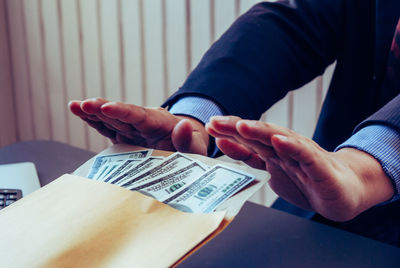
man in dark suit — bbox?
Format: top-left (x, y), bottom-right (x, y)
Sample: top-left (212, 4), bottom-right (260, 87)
top-left (69, 0), bottom-right (400, 245)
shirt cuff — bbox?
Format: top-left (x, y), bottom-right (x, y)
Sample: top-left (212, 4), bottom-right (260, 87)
top-left (336, 125), bottom-right (400, 203)
top-left (168, 96), bottom-right (225, 157)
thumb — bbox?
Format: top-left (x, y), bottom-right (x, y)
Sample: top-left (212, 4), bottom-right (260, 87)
top-left (172, 119), bottom-right (208, 155)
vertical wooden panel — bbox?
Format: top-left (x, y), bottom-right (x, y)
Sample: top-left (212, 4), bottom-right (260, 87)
top-left (121, 0), bottom-right (144, 106)
top-left (117, 0), bottom-right (126, 102)
top-left (41, 0), bottom-right (68, 143)
top-left (323, 63), bottom-right (336, 97)
top-left (315, 76), bottom-right (324, 120)
top-left (239, 0), bottom-right (258, 14)
top-left (235, 0), bottom-right (240, 17)
top-left (288, 92), bottom-right (294, 129)
top-left (100, 0), bottom-right (122, 102)
top-left (143, 0), bottom-right (165, 106)
top-left (214, 0), bottom-right (236, 40)
top-left (80, 0), bottom-right (108, 152)
top-left (161, 0), bottom-right (169, 99)
top-left (6, 0), bottom-right (34, 141)
top-left (23, 0), bottom-right (51, 140)
top-left (190, 0), bottom-right (211, 70)
top-left (165, 0), bottom-right (187, 96)
top-left (38, 0), bottom-right (54, 139)
top-left (209, 0), bottom-right (215, 42)
top-left (185, 0), bottom-right (191, 75)
top-left (0, 0), bottom-right (17, 146)
top-left (60, 0), bottom-right (87, 148)
top-left (264, 96), bottom-right (290, 128)
top-left (292, 80), bottom-right (318, 138)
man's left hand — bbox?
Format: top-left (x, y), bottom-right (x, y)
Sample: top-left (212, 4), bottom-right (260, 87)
top-left (206, 116), bottom-right (394, 221)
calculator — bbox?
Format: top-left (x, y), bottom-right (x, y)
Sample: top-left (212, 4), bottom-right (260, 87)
top-left (0, 189), bottom-right (22, 209)
top-left (0, 162), bottom-right (41, 208)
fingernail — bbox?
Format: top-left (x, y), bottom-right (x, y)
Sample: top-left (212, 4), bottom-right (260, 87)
top-left (241, 120), bottom-right (257, 127)
top-left (211, 116), bottom-right (229, 121)
top-left (274, 134), bottom-right (288, 142)
top-left (101, 102), bottom-right (115, 107)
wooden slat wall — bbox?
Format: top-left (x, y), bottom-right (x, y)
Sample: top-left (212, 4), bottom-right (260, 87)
top-left (0, 0), bottom-right (17, 146)
top-left (3, 0), bottom-right (335, 206)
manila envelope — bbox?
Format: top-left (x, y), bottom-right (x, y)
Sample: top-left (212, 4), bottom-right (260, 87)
top-left (74, 144), bottom-right (270, 219)
top-left (0, 145), bottom-right (269, 267)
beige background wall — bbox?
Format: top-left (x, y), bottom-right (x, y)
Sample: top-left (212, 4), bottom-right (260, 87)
top-left (0, 0), bottom-right (334, 205)
top-left (0, 0), bottom-right (17, 146)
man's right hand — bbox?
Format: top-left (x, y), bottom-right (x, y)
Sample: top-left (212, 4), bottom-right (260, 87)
top-left (69, 98), bottom-right (209, 155)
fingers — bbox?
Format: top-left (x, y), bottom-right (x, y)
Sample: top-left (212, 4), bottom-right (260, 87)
top-left (208, 116), bottom-right (242, 136)
top-left (209, 116), bottom-right (328, 185)
top-left (216, 138), bottom-right (266, 170)
top-left (207, 118), bottom-right (278, 161)
top-left (69, 100), bottom-right (115, 138)
top-left (80, 97), bottom-right (108, 114)
top-left (236, 120), bottom-right (291, 145)
top-left (71, 98), bottom-right (134, 133)
top-left (271, 134), bottom-right (328, 182)
top-left (70, 98), bottom-right (197, 152)
top-left (69, 100), bottom-right (86, 117)
top-left (80, 99), bottom-right (134, 133)
top-left (101, 103), bottom-right (178, 137)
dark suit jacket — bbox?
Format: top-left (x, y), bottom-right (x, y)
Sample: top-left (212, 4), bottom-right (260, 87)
top-left (164, 0), bottom-right (400, 152)
top-left (163, 0), bottom-right (400, 246)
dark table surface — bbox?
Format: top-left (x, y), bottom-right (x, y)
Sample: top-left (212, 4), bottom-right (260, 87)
top-left (179, 201), bottom-right (400, 268)
top-left (0, 140), bottom-right (95, 186)
top-left (1, 140), bottom-right (399, 267)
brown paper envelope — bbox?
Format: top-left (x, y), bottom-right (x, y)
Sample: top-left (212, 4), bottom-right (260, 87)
top-left (0, 174), bottom-right (225, 268)
top-left (73, 144), bottom-right (269, 265)
top-left (74, 144), bottom-right (270, 219)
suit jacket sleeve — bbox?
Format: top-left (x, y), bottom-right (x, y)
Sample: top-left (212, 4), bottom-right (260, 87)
top-left (162, 0), bottom-right (345, 120)
top-left (355, 94), bottom-right (400, 133)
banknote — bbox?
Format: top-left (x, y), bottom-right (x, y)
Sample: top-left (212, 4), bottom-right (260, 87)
top-left (163, 165), bottom-right (255, 213)
top-left (91, 164), bottom-right (110, 180)
top-left (87, 150), bottom-right (152, 179)
top-left (95, 161), bottom-right (124, 181)
top-left (119, 153), bottom-right (207, 188)
top-left (127, 162), bottom-right (207, 201)
top-left (108, 157), bottom-right (165, 185)
top-left (102, 159), bottom-right (143, 183)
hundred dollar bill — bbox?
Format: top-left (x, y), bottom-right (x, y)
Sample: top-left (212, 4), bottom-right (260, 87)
top-left (91, 164), bottom-right (110, 180)
top-left (108, 156), bottom-right (165, 185)
top-left (92, 161), bottom-right (127, 180)
top-left (163, 165), bottom-right (255, 213)
top-left (119, 153), bottom-right (207, 188)
top-left (126, 162), bottom-right (207, 201)
top-left (101, 159), bottom-right (143, 183)
top-left (95, 161), bottom-right (125, 181)
top-left (87, 150), bottom-right (152, 179)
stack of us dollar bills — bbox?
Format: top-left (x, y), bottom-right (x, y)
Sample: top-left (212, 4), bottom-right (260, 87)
top-left (87, 149), bottom-right (255, 213)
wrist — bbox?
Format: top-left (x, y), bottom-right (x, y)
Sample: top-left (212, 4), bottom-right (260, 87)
top-left (335, 148), bottom-right (394, 215)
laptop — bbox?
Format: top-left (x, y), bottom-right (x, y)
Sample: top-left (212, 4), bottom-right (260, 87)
top-left (0, 162), bottom-right (41, 208)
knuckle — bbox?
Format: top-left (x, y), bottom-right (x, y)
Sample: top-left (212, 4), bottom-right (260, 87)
top-left (262, 122), bottom-right (273, 129)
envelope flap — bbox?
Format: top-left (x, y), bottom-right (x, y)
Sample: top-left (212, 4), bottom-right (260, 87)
top-left (0, 174), bottom-right (225, 268)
